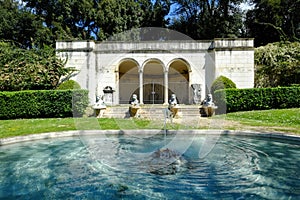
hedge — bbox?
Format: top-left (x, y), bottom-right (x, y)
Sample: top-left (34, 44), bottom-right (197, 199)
top-left (0, 90), bottom-right (89, 119)
top-left (211, 75), bottom-right (236, 95)
top-left (214, 87), bottom-right (300, 113)
top-left (56, 80), bottom-right (81, 90)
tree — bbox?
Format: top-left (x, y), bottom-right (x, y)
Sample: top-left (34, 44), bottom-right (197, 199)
top-left (254, 42), bottom-right (300, 87)
top-left (169, 0), bottom-right (245, 39)
top-left (245, 0), bottom-right (300, 46)
top-left (21, 0), bottom-right (172, 42)
top-left (0, 0), bottom-right (50, 49)
top-left (23, 0), bottom-right (97, 42)
top-left (140, 0), bottom-right (171, 28)
top-left (95, 0), bottom-right (143, 40)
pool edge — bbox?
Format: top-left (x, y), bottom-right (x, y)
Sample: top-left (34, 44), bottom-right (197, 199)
top-left (1, 129), bottom-right (300, 146)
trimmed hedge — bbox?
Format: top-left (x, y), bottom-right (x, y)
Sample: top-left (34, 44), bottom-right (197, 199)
top-left (211, 75), bottom-right (236, 95)
top-left (0, 90), bottom-right (89, 119)
top-left (56, 80), bottom-right (81, 90)
top-left (214, 87), bottom-right (300, 113)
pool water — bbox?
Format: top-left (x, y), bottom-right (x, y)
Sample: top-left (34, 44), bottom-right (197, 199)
top-left (0, 133), bottom-right (299, 199)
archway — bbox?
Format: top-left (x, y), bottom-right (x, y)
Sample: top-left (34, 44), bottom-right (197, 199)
top-left (118, 59), bottom-right (139, 104)
top-left (143, 59), bottom-right (165, 104)
top-left (168, 59), bottom-right (190, 104)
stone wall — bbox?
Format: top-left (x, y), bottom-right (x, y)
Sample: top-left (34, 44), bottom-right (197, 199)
top-left (212, 38), bottom-right (254, 89)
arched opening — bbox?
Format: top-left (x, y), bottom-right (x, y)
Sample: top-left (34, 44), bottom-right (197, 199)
top-left (168, 59), bottom-right (190, 104)
top-left (118, 59), bottom-right (139, 104)
top-left (143, 59), bottom-right (164, 104)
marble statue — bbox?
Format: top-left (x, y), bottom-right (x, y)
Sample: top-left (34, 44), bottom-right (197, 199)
top-left (130, 94), bottom-right (139, 106)
top-left (203, 94), bottom-right (214, 106)
top-left (168, 94), bottom-right (178, 107)
top-left (168, 94), bottom-right (179, 118)
top-left (93, 96), bottom-right (106, 118)
top-left (200, 93), bottom-right (218, 117)
top-left (129, 94), bottom-right (140, 117)
top-left (191, 84), bottom-right (202, 104)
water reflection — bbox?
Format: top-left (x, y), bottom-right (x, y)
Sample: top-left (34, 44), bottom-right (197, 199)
top-left (0, 134), bottom-right (299, 199)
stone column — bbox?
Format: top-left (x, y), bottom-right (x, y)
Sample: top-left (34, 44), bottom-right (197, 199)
top-left (139, 70), bottom-right (144, 104)
top-left (164, 70), bottom-right (168, 105)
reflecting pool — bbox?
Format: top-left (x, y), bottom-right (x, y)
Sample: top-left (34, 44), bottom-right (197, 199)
top-left (0, 133), bottom-right (299, 199)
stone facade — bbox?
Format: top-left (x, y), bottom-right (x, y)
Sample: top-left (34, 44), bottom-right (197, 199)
top-left (56, 39), bottom-right (254, 105)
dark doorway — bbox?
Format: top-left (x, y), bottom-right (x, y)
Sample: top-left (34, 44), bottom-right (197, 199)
top-left (143, 82), bottom-right (164, 104)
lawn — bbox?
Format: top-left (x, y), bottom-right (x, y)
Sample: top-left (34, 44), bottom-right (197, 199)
top-left (223, 108), bottom-right (300, 134)
top-left (0, 108), bottom-right (299, 139)
top-left (0, 117), bottom-right (178, 139)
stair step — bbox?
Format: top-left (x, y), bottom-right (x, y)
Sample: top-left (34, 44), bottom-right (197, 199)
top-left (100, 105), bottom-right (201, 118)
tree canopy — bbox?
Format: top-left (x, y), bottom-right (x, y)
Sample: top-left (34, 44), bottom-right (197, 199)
top-left (245, 0), bottom-right (300, 46)
top-left (170, 0), bottom-right (245, 39)
top-left (0, 0), bottom-right (299, 48)
top-left (0, 0), bottom-right (51, 49)
top-left (7, 0), bottom-right (173, 46)
top-left (0, 0), bottom-right (299, 91)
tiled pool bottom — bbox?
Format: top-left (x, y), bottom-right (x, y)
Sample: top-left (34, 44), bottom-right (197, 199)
top-left (0, 131), bottom-right (299, 199)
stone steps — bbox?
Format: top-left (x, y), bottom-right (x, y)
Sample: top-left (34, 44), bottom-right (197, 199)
top-left (102, 105), bottom-right (201, 119)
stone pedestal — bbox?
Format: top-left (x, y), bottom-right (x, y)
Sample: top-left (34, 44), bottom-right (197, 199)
top-left (93, 103), bottom-right (106, 118)
top-left (169, 105), bottom-right (179, 118)
top-left (200, 105), bottom-right (218, 117)
top-left (94, 108), bottom-right (106, 118)
top-left (129, 106), bottom-right (140, 117)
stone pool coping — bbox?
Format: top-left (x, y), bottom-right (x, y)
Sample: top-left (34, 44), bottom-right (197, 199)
top-left (1, 129), bottom-right (300, 146)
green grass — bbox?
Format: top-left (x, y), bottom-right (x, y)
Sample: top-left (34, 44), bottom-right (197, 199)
top-left (224, 108), bottom-right (300, 134)
top-left (0, 117), bottom-right (180, 139)
top-left (0, 108), bottom-right (299, 139)
top-left (0, 118), bottom-right (77, 138)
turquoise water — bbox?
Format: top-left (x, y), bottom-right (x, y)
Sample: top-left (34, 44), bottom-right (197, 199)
top-left (0, 134), bottom-right (299, 199)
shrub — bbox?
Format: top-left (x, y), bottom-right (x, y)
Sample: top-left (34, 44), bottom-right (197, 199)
top-left (211, 76), bottom-right (236, 95)
top-left (255, 42), bottom-right (300, 87)
top-left (214, 86), bottom-right (300, 113)
top-left (0, 90), bottom-right (89, 119)
top-left (0, 42), bottom-right (76, 91)
top-left (56, 80), bottom-right (81, 90)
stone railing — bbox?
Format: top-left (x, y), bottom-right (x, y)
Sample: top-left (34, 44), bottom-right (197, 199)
top-left (56, 38), bottom-right (254, 53)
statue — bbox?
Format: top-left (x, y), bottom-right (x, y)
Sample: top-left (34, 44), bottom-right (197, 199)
top-left (200, 93), bottom-right (218, 117)
top-left (168, 94), bottom-right (179, 118)
top-left (93, 96), bottom-right (106, 118)
top-left (142, 148), bottom-right (188, 175)
top-left (130, 94), bottom-right (139, 107)
top-left (191, 84), bottom-right (202, 104)
top-left (203, 94), bottom-right (214, 106)
top-left (129, 94), bottom-right (140, 117)
top-left (168, 94), bottom-right (178, 107)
